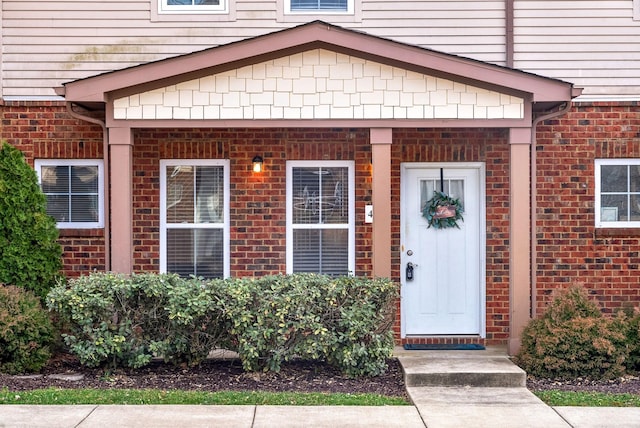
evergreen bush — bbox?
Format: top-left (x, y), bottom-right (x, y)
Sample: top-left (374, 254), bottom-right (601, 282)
top-left (0, 285), bottom-right (54, 374)
top-left (47, 273), bottom-right (229, 368)
top-left (0, 141), bottom-right (63, 300)
top-left (517, 286), bottom-right (628, 380)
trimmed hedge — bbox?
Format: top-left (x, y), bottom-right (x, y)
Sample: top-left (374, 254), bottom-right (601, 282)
top-left (215, 274), bottom-right (396, 376)
top-left (47, 273), bottom-right (397, 377)
top-left (47, 273), bottom-right (229, 369)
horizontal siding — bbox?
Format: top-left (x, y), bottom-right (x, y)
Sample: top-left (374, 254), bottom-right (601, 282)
top-left (6, 0), bottom-right (639, 98)
top-left (513, 0), bottom-right (640, 97)
top-left (1, 0), bottom-right (506, 97)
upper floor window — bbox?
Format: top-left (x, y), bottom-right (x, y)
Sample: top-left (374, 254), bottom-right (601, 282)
top-left (35, 160), bottom-right (104, 229)
top-left (159, 0), bottom-right (227, 14)
top-left (595, 159), bottom-right (640, 227)
top-left (286, 0), bottom-right (352, 13)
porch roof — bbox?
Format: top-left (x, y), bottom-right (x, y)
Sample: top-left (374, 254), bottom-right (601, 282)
top-left (57, 21), bottom-right (580, 112)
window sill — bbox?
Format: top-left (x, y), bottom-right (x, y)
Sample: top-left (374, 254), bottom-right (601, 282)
top-left (58, 229), bottom-right (105, 238)
top-left (595, 228), bottom-right (640, 238)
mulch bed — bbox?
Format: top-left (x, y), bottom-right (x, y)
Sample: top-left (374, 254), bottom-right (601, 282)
top-left (0, 353), bottom-right (408, 399)
top-left (4, 352), bottom-right (640, 397)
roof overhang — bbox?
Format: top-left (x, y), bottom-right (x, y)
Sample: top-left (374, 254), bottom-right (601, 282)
top-left (57, 21), bottom-right (580, 112)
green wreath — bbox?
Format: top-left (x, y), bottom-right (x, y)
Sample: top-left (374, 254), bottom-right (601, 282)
top-left (422, 191), bottom-right (464, 229)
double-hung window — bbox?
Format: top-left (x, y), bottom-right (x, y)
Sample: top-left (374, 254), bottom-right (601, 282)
top-left (286, 0), bottom-right (352, 13)
top-left (159, 0), bottom-right (227, 14)
top-left (595, 159), bottom-right (640, 227)
top-left (160, 160), bottom-right (229, 278)
top-left (35, 160), bottom-right (103, 229)
top-left (287, 161), bottom-right (354, 275)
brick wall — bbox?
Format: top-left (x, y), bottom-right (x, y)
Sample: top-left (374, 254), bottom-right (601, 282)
top-left (0, 102), bottom-right (106, 276)
top-left (535, 102), bottom-right (640, 314)
top-left (12, 101), bottom-right (638, 345)
top-left (132, 128), bottom-right (372, 276)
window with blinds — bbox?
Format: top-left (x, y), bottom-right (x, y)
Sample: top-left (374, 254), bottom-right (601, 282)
top-left (287, 161), bottom-right (354, 276)
top-left (35, 160), bottom-right (103, 229)
top-left (160, 0), bottom-right (226, 12)
top-left (160, 160), bottom-right (229, 278)
top-left (290, 0), bottom-right (348, 11)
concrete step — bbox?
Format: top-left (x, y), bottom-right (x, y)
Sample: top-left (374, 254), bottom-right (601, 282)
top-left (396, 347), bottom-right (526, 388)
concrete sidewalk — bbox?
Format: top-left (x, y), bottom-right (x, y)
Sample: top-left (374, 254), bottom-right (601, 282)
top-left (1, 403), bottom-right (640, 427)
top-left (0, 405), bottom-right (424, 427)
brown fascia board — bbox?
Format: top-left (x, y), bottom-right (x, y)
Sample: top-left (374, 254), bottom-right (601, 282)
top-left (62, 21), bottom-right (576, 104)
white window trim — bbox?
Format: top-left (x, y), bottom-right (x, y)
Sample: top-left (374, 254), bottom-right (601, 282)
top-left (284, 0), bottom-right (353, 14)
top-left (159, 159), bottom-right (230, 278)
top-left (34, 159), bottom-right (104, 229)
top-left (277, 0), bottom-right (360, 22)
top-left (634, 0), bottom-right (640, 21)
top-left (595, 159), bottom-right (640, 228)
top-left (286, 160), bottom-right (355, 275)
top-left (158, 0), bottom-right (228, 14)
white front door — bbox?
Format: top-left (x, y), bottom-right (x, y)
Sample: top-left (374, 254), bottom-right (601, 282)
top-left (401, 163), bottom-right (485, 336)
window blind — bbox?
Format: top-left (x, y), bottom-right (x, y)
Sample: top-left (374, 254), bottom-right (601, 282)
top-left (164, 164), bottom-right (225, 278)
top-left (290, 0), bottom-right (348, 10)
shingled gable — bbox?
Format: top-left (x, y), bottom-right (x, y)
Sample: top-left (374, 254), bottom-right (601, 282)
top-left (57, 21), bottom-right (578, 109)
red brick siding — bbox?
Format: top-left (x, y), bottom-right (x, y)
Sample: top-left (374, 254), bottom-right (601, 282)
top-left (535, 102), bottom-right (640, 314)
top-left (12, 101), bottom-right (638, 345)
top-left (0, 102), bottom-right (106, 277)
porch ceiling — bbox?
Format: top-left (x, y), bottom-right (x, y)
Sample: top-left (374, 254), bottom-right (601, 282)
top-left (57, 21), bottom-right (580, 114)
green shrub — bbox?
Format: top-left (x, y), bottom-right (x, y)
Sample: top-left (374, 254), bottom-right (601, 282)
top-left (323, 276), bottom-right (396, 377)
top-left (47, 273), bottom-right (229, 368)
top-left (214, 274), bottom-right (331, 373)
top-left (49, 272), bottom-right (397, 377)
top-left (0, 285), bottom-right (54, 374)
top-left (0, 142), bottom-right (62, 300)
top-left (617, 306), bottom-right (640, 371)
top-left (216, 274), bottom-right (397, 377)
top-left (517, 286), bottom-right (628, 380)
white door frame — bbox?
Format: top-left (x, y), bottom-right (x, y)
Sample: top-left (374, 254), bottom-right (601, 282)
top-left (400, 162), bottom-right (487, 338)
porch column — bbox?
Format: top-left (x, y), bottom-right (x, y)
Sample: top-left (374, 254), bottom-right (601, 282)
top-left (508, 127), bottom-right (532, 355)
top-left (370, 128), bottom-right (392, 279)
top-left (108, 127), bottom-right (134, 274)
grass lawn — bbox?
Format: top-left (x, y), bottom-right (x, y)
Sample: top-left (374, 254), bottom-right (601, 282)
top-left (534, 391), bottom-right (640, 407)
top-left (0, 388), bottom-right (410, 406)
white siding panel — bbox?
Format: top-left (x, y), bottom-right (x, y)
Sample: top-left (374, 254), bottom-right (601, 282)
top-left (361, 0), bottom-right (506, 64)
top-left (514, 0), bottom-right (640, 97)
top-left (2, 0), bottom-right (509, 97)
